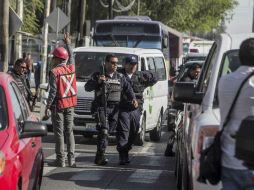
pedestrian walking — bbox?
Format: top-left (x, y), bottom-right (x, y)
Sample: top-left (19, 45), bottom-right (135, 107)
top-left (85, 54), bottom-right (137, 165)
top-left (45, 33), bottom-right (77, 168)
top-left (8, 58), bottom-right (34, 104)
top-left (117, 56), bottom-right (157, 165)
top-left (219, 38), bottom-right (254, 190)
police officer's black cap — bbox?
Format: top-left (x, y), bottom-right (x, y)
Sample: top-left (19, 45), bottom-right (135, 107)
top-left (125, 56), bottom-right (138, 65)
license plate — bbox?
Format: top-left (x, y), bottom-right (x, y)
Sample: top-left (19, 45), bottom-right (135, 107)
top-left (85, 123), bottom-right (96, 129)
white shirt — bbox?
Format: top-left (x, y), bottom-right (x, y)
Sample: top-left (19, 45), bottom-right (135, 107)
top-left (127, 73), bottom-right (133, 79)
top-left (219, 66), bottom-right (254, 169)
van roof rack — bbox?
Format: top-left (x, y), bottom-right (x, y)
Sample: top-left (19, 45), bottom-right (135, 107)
top-left (114, 16), bottom-right (152, 21)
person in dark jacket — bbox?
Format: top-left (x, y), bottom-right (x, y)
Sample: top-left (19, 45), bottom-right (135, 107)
top-left (181, 63), bottom-right (202, 82)
top-left (85, 54), bottom-right (138, 165)
top-left (117, 56), bottom-right (158, 165)
top-left (8, 58), bottom-right (33, 104)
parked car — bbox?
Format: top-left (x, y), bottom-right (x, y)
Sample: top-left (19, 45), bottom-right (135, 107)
top-left (173, 33), bottom-right (254, 190)
top-left (40, 47), bottom-right (168, 145)
top-left (0, 72), bottom-right (47, 190)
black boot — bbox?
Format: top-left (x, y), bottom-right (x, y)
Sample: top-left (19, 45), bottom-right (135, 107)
top-left (94, 152), bottom-right (108, 165)
top-left (119, 152), bottom-right (126, 165)
top-left (124, 151), bottom-right (130, 164)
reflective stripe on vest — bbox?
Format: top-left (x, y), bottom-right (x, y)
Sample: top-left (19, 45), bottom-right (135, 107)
top-left (51, 64), bottom-right (77, 109)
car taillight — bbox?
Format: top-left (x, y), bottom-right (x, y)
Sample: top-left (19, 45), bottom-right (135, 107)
top-left (189, 48), bottom-right (199, 53)
top-left (196, 125), bottom-right (220, 155)
top-left (0, 151), bottom-right (5, 176)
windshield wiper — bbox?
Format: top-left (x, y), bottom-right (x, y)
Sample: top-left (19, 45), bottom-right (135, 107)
top-left (134, 35), bottom-right (146, 48)
top-left (109, 34), bottom-right (120, 47)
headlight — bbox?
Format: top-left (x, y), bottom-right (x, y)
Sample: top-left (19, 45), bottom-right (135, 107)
top-left (0, 151), bottom-right (6, 176)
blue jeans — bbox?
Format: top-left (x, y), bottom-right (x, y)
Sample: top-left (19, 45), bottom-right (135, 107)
top-left (222, 167), bottom-right (254, 190)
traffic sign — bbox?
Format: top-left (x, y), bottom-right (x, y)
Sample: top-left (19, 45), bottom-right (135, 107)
top-left (9, 7), bottom-right (22, 37)
top-left (45, 7), bottom-right (70, 33)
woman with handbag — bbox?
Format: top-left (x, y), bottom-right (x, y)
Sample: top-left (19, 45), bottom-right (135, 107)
top-left (218, 38), bottom-right (254, 190)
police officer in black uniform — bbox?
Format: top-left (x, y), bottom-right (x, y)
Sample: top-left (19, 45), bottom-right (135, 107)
top-left (85, 54), bottom-right (138, 165)
top-left (117, 56), bottom-right (158, 165)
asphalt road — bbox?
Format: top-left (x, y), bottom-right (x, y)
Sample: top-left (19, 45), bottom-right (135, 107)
top-left (40, 128), bottom-right (176, 190)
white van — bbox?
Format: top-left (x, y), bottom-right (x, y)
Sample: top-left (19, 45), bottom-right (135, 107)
top-left (41, 47), bottom-right (168, 144)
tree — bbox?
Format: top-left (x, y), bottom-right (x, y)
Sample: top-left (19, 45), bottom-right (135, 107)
top-left (10, 0), bottom-right (44, 34)
top-left (0, 0), bottom-right (9, 72)
top-left (128, 0), bottom-right (237, 33)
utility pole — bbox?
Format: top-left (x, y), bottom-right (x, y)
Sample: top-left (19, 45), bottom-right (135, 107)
top-left (0, 0), bottom-right (9, 72)
top-left (137, 0), bottom-right (140, 16)
top-left (67, 0), bottom-right (72, 33)
top-left (16, 0), bottom-right (23, 60)
top-left (108, 0), bottom-right (113, 19)
top-left (76, 0), bottom-right (86, 47)
top-left (41, 0), bottom-right (51, 84)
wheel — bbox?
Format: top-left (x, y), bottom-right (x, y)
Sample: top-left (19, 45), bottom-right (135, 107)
top-left (164, 131), bottom-right (175, 157)
top-left (150, 112), bottom-right (162, 142)
top-left (134, 116), bottom-right (146, 146)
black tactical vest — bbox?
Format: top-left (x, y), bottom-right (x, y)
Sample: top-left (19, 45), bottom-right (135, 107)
top-left (106, 77), bottom-right (121, 102)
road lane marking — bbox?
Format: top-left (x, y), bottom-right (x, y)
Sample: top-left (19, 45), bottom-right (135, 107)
top-left (42, 147), bottom-right (164, 156)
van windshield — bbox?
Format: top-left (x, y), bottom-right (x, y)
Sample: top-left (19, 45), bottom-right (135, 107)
top-left (74, 52), bottom-right (137, 81)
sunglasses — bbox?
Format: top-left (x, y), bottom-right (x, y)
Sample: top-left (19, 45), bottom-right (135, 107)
top-left (110, 61), bottom-right (118, 65)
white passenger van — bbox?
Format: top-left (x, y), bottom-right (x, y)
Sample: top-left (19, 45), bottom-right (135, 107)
top-left (41, 47), bottom-right (168, 144)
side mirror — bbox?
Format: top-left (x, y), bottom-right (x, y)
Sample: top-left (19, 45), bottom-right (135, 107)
top-left (20, 121), bottom-right (47, 139)
top-left (163, 37), bottom-right (168, 48)
top-left (173, 82), bottom-right (203, 104)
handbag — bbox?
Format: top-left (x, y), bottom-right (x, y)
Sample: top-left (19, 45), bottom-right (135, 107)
top-left (197, 71), bottom-right (254, 185)
top-left (235, 116), bottom-right (254, 170)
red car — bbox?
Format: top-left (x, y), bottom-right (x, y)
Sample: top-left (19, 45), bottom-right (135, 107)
top-left (0, 73), bottom-right (47, 190)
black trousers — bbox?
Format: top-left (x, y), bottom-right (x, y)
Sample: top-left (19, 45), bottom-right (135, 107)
top-left (116, 107), bottom-right (142, 153)
top-left (96, 105), bottom-right (119, 153)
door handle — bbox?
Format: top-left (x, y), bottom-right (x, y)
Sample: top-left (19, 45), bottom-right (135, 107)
top-left (31, 142), bottom-right (36, 148)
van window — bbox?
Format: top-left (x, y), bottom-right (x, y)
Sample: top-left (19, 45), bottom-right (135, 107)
top-left (74, 52), bottom-right (138, 81)
top-left (219, 50), bottom-right (240, 77)
top-left (214, 50), bottom-right (241, 107)
top-left (154, 57), bottom-right (166, 80)
top-left (147, 57), bottom-right (156, 72)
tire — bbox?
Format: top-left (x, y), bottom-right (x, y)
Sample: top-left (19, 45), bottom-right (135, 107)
top-left (134, 116), bottom-right (146, 146)
top-left (150, 112), bottom-right (162, 142)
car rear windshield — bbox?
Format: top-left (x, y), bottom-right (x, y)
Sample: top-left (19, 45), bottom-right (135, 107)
top-left (74, 52), bottom-right (138, 81)
top-left (0, 86), bottom-right (8, 130)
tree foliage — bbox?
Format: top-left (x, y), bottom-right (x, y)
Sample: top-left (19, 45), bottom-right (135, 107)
top-left (10, 0), bottom-right (44, 34)
top-left (128, 0), bottom-right (237, 33)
